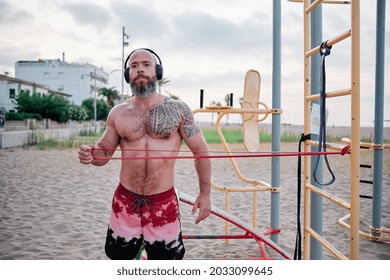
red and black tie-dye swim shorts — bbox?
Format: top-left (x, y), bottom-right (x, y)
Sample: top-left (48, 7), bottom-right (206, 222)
top-left (105, 183), bottom-right (185, 260)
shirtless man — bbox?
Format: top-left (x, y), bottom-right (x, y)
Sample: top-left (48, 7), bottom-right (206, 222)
top-left (78, 48), bottom-right (211, 260)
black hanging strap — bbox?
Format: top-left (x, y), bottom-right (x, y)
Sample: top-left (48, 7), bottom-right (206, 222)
top-left (313, 41), bottom-right (336, 187)
top-left (294, 133), bottom-right (312, 260)
top-left (294, 41), bottom-right (337, 259)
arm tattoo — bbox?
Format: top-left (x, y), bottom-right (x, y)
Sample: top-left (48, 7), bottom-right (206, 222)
top-left (177, 101), bottom-right (200, 138)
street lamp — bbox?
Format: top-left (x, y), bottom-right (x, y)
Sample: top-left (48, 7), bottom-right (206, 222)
top-left (122, 26), bottom-right (129, 97)
top-left (81, 70), bottom-right (97, 134)
top-left (93, 69), bottom-right (97, 134)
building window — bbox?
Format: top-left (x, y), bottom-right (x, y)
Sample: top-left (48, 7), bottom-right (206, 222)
top-left (9, 89), bottom-right (15, 99)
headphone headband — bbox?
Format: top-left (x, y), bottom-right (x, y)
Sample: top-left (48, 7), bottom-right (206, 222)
top-left (124, 48), bottom-right (163, 69)
top-left (123, 48), bottom-right (164, 82)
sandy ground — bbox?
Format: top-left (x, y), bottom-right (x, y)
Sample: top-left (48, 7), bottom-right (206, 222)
top-left (0, 143), bottom-right (389, 260)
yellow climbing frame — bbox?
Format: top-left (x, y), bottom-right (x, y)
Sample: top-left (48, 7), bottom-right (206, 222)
top-left (301, 0), bottom-right (360, 259)
top-left (193, 69), bottom-right (282, 237)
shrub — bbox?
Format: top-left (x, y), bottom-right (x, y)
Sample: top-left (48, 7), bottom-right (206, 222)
top-left (5, 112), bottom-right (42, 121)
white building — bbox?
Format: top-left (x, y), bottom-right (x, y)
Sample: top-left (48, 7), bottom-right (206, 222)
top-left (15, 57), bottom-right (109, 105)
top-left (0, 74), bottom-right (72, 112)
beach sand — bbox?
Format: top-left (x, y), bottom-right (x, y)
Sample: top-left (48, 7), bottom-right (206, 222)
top-left (0, 143), bottom-right (389, 260)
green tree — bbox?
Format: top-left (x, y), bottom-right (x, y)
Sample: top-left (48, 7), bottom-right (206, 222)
top-left (15, 88), bottom-right (70, 122)
top-left (225, 93), bottom-right (232, 106)
top-left (82, 98), bottom-right (110, 121)
top-left (96, 99), bottom-right (110, 121)
top-left (98, 87), bottom-right (120, 107)
top-left (41, 93), bottom-right (70, 122)
top-left (68, 104), bottom-right (88, 121)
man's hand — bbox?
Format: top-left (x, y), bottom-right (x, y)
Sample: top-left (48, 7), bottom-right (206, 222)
top-left (191, 193), bottom-right (211, 224)
top-left (78, 144), bottom-right (95, 164)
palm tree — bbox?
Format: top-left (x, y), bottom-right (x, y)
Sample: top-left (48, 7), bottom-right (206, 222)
top-left (98, 87), bottom-right (120, 107)
top-left (225, 93), bottom-right (231, 106)
top-left (157, 78), bottom-right (171, 93)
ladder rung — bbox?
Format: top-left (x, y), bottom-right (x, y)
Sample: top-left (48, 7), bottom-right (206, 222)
top-left (305, 88), bottom-right (351, 101)
top-left (305, 0), bottom-right (324, 14)
top-left (289, 0), bottom-right (350, 4)
top-left (305, 227), bottom-right (348, 260)
top-left (305, 183), bottom-right (350, 210)
top-left (305, 30), bottom-right (351, 57)
top-left (305, 140), bottom-right (346, 152)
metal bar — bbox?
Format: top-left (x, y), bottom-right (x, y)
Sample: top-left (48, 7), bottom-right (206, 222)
top-left (349, 0), bottom-right (361, 260)
top-left (306, 140), bottom-right (348, 152)
top-left (308, 0), bottom-right (324, 260)
top-left (305, 0), bottom-right (324, 14)
top-left (211, 184), bottom-right (271, 192)
top-left (252, 192), bottom-right (257, 228)
top-left (372, 0), bottom-right (386, 243)
top-left (303, 0), bottom-right (312, 260)
top-left (342, 139), bottom-right (386, 150)
top-left (360, 180), bottom-right (373, 185)
top-left (305, 183), bottom-right (351, 210)
top-left (289, 0), bottom-right (350, 3)
top-left (179, 192), bottom-right (292, 259)
top-left (193, 107), bottom-right (275, 115)
top-left (183, 234), bottom-right (256, 240)
top-left (305, 227), bottom-right (348, 259)
top-left (380, 228), bottom-right (390, 234)
top-left (338, 214), bottom-right (372, 240)
top-left (305, 88), bottom-right (351, 101)
top-left (271, 0), bottom-right (282, 243)
top-left (305, 30), bottom-right (351, 57)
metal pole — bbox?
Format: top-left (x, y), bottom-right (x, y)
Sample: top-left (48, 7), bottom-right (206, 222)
top-left (350, 0), bottom-right (360, 259)
top-left (309, 0), bottom-right (323, 260)
top-left (94, 68), bottom-right (97, 134)
top-left (122, 26), bottom-right (125, 97)
top-left (303, 0), bottom-right (311, 260)
top-left (122, 26), bottom-right (129, 98)
top-left (271, 0), bottom-right (281, 243)
top-left (200, 89), bottom-right (204, 108)
top-left (372, 0), bottom-right (386, 238)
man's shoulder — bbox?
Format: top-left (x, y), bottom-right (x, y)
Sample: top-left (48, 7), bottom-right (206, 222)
top-left (108, 99), bottom-right (135, 117)
top-left (163, 96), bottom-right (191, 111)
top-left (114, 98), bottom-right (135, 109)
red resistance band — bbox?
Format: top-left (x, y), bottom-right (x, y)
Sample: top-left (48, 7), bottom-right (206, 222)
top-left (92, 145), bottom-right (350, 161)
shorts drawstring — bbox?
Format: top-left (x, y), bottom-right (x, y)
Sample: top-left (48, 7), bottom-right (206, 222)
top-left (130, 199), bottom-right (154, 214)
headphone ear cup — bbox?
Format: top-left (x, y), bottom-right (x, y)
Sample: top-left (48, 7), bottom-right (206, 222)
top-left (156, 65), bottom-right (163, 80)
top-left (124, 67), bottom-right (130, 84)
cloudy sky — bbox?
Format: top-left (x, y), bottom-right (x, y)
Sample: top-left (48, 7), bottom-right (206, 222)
top-left (0, 0), bottom-right (389, 127)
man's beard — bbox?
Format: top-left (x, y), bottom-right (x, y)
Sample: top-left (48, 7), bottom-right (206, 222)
top-left (130, 75), bottom-right (157, 98)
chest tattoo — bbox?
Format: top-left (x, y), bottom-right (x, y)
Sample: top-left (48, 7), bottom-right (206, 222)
top-left (148, 99), bottom-right (200, 138)
top-left (148, 101), bottom-right (181, 136)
